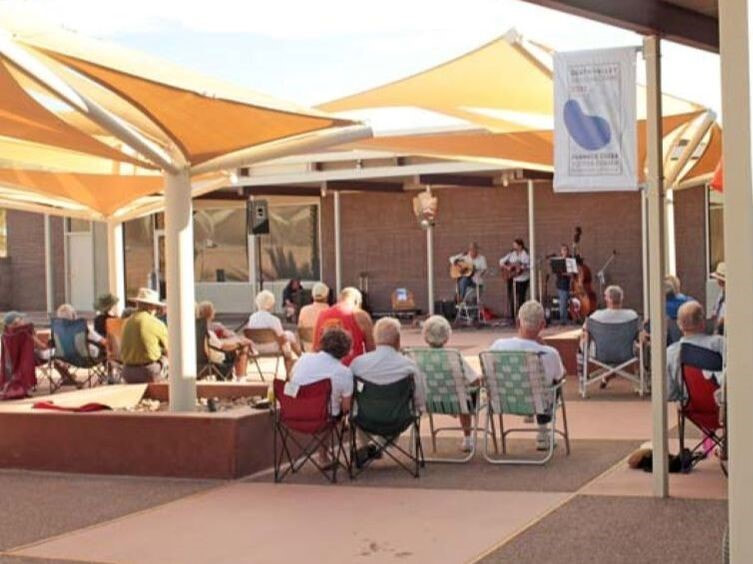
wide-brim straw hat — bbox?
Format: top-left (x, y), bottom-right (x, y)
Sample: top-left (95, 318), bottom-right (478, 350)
top-left (94, 293), bottom-right (120, 312)
top-left (711, 262), bottom-right (726, 281)
top-left (129, 287), bottom-right (164, 307)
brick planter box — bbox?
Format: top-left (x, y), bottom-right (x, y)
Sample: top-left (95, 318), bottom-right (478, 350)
top-left (0, 383), bottom-right (281, 480)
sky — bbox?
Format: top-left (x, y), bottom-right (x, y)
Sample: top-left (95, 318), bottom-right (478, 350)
top-left (3, 0), bottom-right (722, 115)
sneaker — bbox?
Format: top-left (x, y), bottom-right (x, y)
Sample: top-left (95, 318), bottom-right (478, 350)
top-left (460, 436), bottom-right (473, 452)
top-left (536, 430), bottom-right (556, 451)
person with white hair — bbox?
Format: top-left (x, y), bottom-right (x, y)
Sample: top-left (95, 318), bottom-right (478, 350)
top-left (421, 314), bottom-right (480, 453)
top-left (245, 290), bottom-right (302, 357)
top-left (55, 303), bottom-right (106, 358)
top-left (666, 300), bottom-right (725, 402)
top-left (588, 285), bottom-right (638, 324)
top-left (490, 300), bottom-right (565, 451)
top-left (351, 317), bottom-right (426, 410)
top-left (313, 287), bottom-right (375, 366)
top-left (297, 282), bottom-right (330, 330)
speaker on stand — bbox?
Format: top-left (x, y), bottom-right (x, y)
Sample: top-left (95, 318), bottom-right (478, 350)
top-left (247, 199), bottom-right (270, 290)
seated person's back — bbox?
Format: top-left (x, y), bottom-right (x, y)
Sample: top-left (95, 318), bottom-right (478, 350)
top-left (350, 317), bottom-right (425, 411)
top-left (314, 287), bottom-right (374, 366)
top-left (666, 300), bottom-right (725, 401)
top-left (290, 328), bottom-right (354, 416)
top-left (298, 282), bottom-right (330, 329)
top-left (589, 285), bottom-right (638, 325)
top-left (121, 308), bottom-right (168, 365)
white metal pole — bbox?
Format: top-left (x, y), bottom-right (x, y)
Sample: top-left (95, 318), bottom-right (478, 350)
top-left (106, 220), bottom-right (125, 311)
top-left (527, 179), bottom-right (537, 302)
top-left (334, 191), bottom-right (342, 294)
top-left (44, 214), bottom-right (53, 314)
top-left (665, 189), bottom-right (677, 275)
top-left (719, 1), bottom-right (753, 559)
top-left (426, 224), bottom-right (435, 315)
top-left (641, 187), bottom-right (650, 319)
top-left (164, 169), bottom-right (197, 412)
top-left (644, 35), bottom-right (669, 498)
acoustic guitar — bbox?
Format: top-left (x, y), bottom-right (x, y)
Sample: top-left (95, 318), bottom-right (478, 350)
top-left (500, 263), bottom-right (524, 281)
top-left (450, 258), bottom-right (474, 279)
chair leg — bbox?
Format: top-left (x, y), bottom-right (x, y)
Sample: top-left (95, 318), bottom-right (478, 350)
top-left (428, 413), bottom-right (437, 453)
top-left (559, 395), bottom-right (571, 455)
top-left (499, 414), bottom-right (507, 454)
top-left (488, 410), bottom-right (499, 455)
top-left (253, 358), bottom-right (265, 382)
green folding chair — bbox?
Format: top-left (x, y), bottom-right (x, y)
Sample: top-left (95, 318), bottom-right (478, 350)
top-left (480, 350), bottom-right (570, 465)
top-left (404, 347), bottom-right (492, 463)
top-left (349, 376), bottom-right (424, 478)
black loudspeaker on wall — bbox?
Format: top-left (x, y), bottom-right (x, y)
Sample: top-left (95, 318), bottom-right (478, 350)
top-left (247, 199), bottom-right (270, 235)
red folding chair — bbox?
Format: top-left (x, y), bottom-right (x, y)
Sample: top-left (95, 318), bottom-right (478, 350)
top-left (678, 343), bottom-right (725, 473)
top-left (0, 323), bottom-right (38, 399)
top-left (272, 378), bottom-right (348, 483)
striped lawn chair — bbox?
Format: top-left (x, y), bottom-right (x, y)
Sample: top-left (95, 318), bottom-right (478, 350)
top-left (480, 350), bottom-right (570, 465)
top-left (404, 347), bottom-right (492, 462)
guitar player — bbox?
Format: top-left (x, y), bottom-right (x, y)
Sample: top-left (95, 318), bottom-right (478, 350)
top-left (449, 242), bottom-right (488, 302)
top-left (499, 238), bottom-right (530, 318)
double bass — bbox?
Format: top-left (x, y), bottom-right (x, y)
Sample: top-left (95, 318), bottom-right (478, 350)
top-left (569, 227), bottom-right (598, 321)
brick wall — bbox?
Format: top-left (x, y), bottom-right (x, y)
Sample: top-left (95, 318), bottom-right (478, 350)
top-left (0, 258), bottom-right (11, 309)
top-left (322, 182), bottom-right (651, 314)
top-left (674, 185), bottom-right (707, 305)
top-left (6, 211), bottom-right (46, 311)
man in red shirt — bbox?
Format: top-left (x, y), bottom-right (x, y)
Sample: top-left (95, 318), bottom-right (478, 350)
top-left (314, 287), bottom-right (375, 366)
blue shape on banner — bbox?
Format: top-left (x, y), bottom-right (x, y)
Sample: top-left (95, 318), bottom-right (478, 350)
top-left (563, 99), bottom-right (611, 151)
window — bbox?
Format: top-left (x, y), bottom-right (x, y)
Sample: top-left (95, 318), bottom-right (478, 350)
top-left (194, 207), bottom-right (248, 282)
top-left (123, 215), bottom-right (154, 298)
top-left (259, 204), bottom-right (320, 281)
top-left (66, 218), bottom-right (91, 233)
top-left (0, 209), bottom-right (6, 258)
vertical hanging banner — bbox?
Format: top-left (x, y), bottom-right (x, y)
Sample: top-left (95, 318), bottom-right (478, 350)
top-left (554, 47), bottom-right (637, 192)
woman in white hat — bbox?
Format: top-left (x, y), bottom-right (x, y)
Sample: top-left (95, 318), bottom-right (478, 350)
top-left (120, 288), bottom-right (168, 383)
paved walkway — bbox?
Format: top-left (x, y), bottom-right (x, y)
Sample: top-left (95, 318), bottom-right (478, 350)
top-left (0, 326), bottom-right (728, 563)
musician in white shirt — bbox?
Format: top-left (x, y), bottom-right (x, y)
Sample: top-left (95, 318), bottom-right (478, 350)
top-left (450, 242), bottom-right (488, 301)
top-left (499, 238), bottom-right (531, 318)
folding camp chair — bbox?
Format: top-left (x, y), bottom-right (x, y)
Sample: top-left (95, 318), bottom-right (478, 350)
top-left (0, 323), bottom-right (38, 399)
top-left (349, 376), bottom-right (424, 478)
top-left (49, 317), bottom-right (107, 388)
top-left (404, 347), bottom-right (487, 462)
top-left (196, 319), bottom-right (233, 381)
top-left (480, 350), bottom-right (570, 464)
top-left (298, 326), bottom-right (315, 352)
top-left (272, 378), bottom-right (348, 483)
top-left (105, 317), bottom-right (126, 384)
top-left (244, 328), bottom-right (287, 381)
top-left (581, 317), bottom-right (644, 398)
top-left (678, 343), bottom-right (725, 473)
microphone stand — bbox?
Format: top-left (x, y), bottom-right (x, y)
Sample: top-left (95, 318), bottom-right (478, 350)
top-left (596, 250), bottom-right (617, 307)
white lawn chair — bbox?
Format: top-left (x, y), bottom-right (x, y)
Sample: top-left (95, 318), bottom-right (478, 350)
top-left (480, 350), bottom-right (570, 464)
top-left (581, 317), bottom-right (644, 398)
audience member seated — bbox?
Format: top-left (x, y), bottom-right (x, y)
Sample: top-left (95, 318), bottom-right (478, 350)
top-left (490, 300), bottom-right (566, 450)
top-left (290, 328), bottom-right (354, 466)
top-left (56, 303), bottom-right (106, 358)
top-left (665, 275), bottom-right (692, 321)
top-left (120, 288), bottom-right (168, 383)
top-left (3, 311), bottom-right (50, 362)
top-left (711, 262), bottom-right (726, 335)
top-left (314, 287), bottom-right (375, 366)
top-left (351, 317), bottom-right (426, 411)
top-left (666, 301), bottom-right (725, 402)
top-left (197, 301), bottom-right (254, 379)
top-left (282, 278), bottom-right (303, 323)
top-left (93, 293), bottom-right (119, 339)
top-left (422, 314), bottom-right (480, 453)
top-left (246, 290), bottom-right (303, 359)
top-left (298, 282), bottom-right (330, 330)
top-left (588, 285), bottom-right (638, 325)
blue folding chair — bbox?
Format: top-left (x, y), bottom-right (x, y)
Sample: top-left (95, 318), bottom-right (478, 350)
top-left (50, 318), bottom-right (107, 388)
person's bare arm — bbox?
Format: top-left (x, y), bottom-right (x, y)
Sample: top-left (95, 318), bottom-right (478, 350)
top-left (356, 311), bottom-right (375, 352)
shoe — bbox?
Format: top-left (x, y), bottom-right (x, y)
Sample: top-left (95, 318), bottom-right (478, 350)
top-left (536, 432), bottom-right (550, 451)
top-left (460, 436), bottom-right (473, 452)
